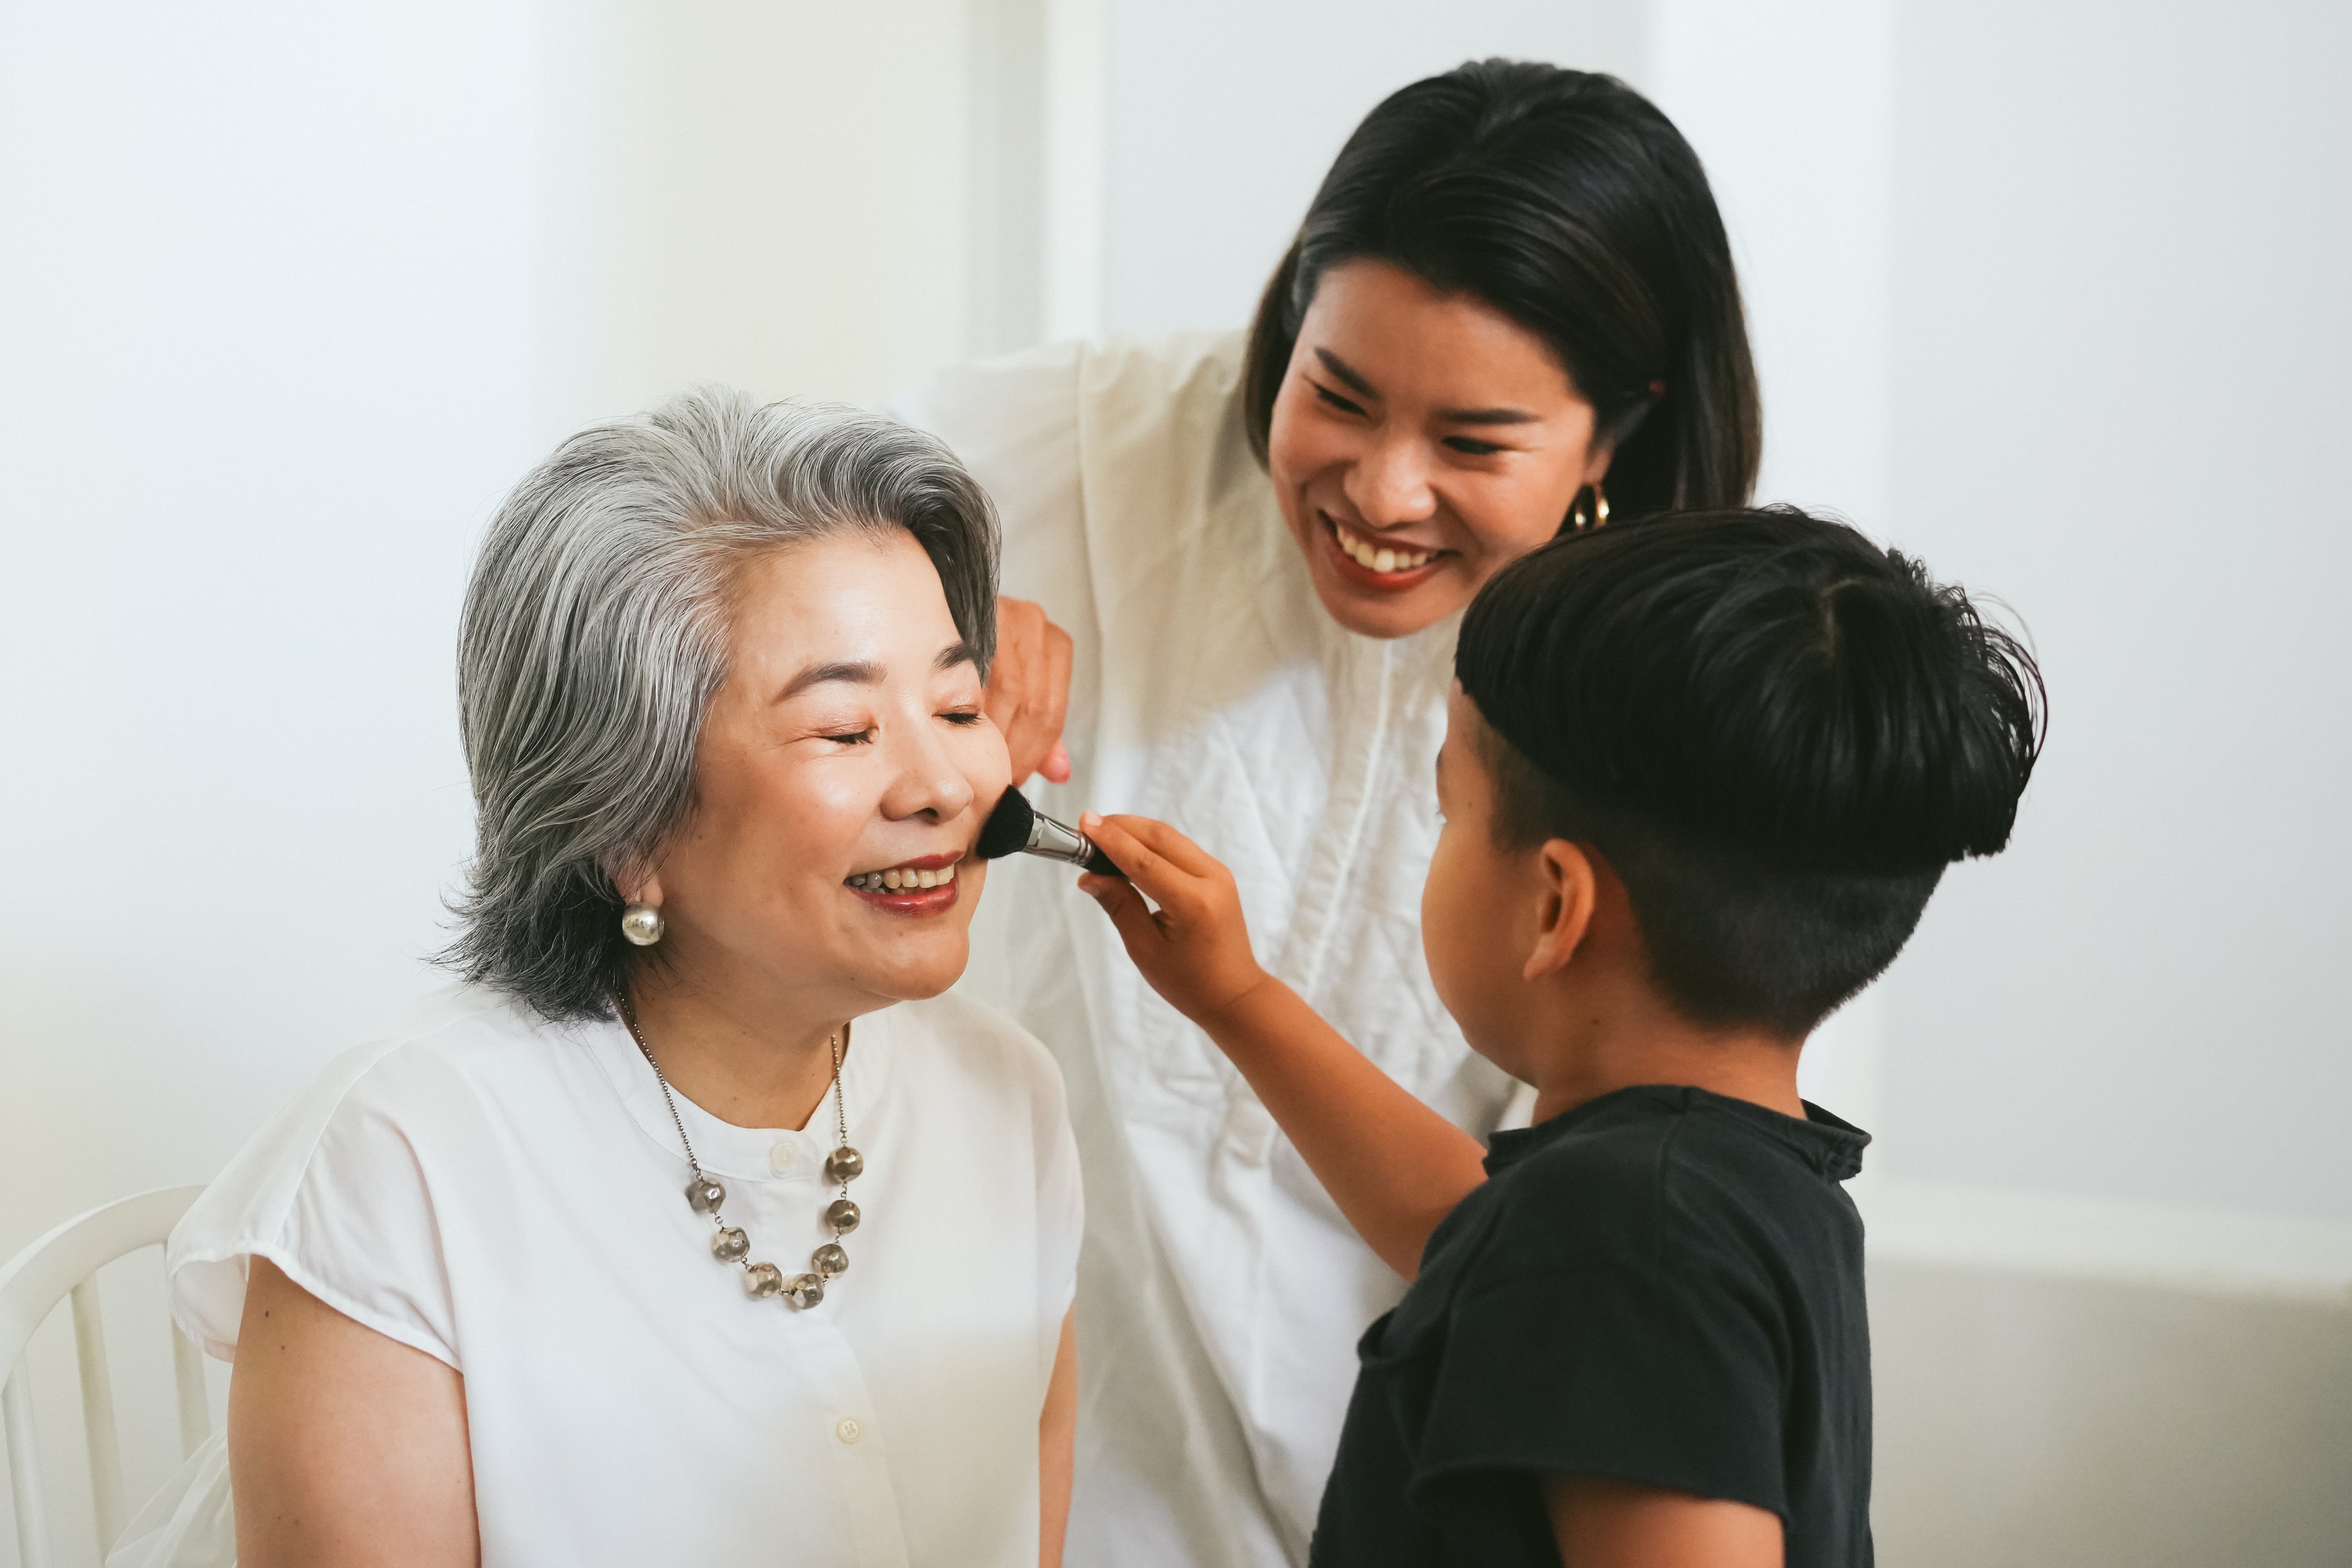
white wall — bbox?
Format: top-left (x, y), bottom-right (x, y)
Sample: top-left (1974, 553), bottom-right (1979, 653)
top-left (1, 0), bottom-right (544, 1264)
top-left (537, 1), bottom-right (978, 423)
top-left (1095, 0), bottom-right (1647, 340)
top-left (0, 4), bottom-right (976, 1561)
top-left (1871, 0), bottom-right (2352, 1226)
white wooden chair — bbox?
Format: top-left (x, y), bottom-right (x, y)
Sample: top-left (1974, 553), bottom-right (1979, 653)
top-left (0, 1187), bottom-right (210, 1568)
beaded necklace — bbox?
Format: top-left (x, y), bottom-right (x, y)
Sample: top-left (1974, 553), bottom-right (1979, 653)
top-left (617, 993), bottom-right (864, 1310)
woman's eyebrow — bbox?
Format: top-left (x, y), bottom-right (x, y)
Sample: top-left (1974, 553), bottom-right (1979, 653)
top-left (1317, 346), bottom-right (1537, 425)
top-left (1435, 404), bottom-right (1540, 426)
top-left (1314, 347), bottom-right (1379, 397)
top-left (778, 659), bottom-right (882, 701)
top-left (777, 642), bottom-right (972, 701)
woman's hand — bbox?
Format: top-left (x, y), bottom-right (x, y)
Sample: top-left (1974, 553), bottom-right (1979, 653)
top-left (1077, 814), bottom-right (1271, 1028)
top-left (987, 596), bottom-right (1075, 785)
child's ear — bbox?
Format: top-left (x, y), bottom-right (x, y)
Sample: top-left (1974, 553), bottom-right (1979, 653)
top-left (1523, 839), bottom-right (1599, 982)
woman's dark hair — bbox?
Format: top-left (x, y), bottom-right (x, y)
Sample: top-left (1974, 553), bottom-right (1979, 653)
top-left (1244, 60), bottom-right (1759, 520)
top-left (1455, 507), bottom-right (2046, 1038)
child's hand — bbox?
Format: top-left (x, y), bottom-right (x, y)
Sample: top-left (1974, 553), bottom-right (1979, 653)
top-left (1080, 811), bottom-right (1490, 1283)
top-left (1077, 814), bottom-right (1270, 1028)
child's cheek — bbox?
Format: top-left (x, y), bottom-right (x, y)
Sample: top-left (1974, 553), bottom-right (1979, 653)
top-left (1420, 832), bottom-right (1481, 1026)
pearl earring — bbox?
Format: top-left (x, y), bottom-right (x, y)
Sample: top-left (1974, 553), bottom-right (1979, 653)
top-left (621, 903), bottom-right (666, 946)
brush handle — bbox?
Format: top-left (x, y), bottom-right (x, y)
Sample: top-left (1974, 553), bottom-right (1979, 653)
top-left (1021, 809), bottom-right (1130, 880)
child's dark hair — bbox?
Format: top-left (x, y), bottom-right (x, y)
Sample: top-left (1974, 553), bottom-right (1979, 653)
top-left (1455, 507), bottom-right (2044, 1038)
top-left (1243, 60), bottom-right (1759, 520)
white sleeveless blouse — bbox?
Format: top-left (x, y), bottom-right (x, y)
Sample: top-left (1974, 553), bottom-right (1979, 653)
top-left (151, 984), bottom-right (1081, 1568)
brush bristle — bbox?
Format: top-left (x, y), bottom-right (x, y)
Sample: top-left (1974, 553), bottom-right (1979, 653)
top-left (975, 785), bottom-right (1037, 860)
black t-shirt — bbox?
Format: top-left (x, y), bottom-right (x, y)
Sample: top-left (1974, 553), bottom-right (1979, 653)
top-left (1310, 1085), bottom-right (1873, 1568)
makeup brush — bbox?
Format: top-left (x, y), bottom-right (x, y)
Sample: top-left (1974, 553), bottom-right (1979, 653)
top-left (975, 785), bottom-right (1125, 878)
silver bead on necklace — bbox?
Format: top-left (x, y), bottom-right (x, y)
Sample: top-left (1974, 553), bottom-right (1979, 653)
top-left (617, 993), bottom-right (864, 1310)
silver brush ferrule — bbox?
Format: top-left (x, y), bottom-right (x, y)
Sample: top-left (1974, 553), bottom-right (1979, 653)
top-left (1022, 809), bottom-right (1099, 867)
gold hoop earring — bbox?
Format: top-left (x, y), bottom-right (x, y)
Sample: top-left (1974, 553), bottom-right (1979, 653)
top-left (1569, 483), bottom-right (1611, 534)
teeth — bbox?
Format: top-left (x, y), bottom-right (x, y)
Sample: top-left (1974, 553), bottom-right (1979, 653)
top-left (849, 862), bottom-right (959, 893)
top-left (1332, 519), bottom-right (1433, 574)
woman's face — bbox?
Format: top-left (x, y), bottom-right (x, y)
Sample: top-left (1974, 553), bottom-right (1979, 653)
top-left (1266, 258), bottom-right (1611, 639)
top-left (635, 530), bottom-right (1010, 1018)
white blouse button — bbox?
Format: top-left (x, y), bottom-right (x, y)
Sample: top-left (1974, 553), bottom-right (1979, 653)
top-left (835, 1417), bottom-right (863, 1446)
top-left (770, 1141), bottom-right (799, 1174)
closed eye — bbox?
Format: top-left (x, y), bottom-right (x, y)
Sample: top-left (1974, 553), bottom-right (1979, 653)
top-left (822, 729), bottom-right (876, 745)
top-left (1309, 379), bottom-right (1367, 418)
top-left (940, 708), bottom-right (984, 726)
top-left (1443, 435), bottom-right (1506, 456)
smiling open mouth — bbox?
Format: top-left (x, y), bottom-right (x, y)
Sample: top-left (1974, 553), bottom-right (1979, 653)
top-left (1321, 511), bottom-right (1450, 586)
top-left (844, 854), bottom-right (963, 914)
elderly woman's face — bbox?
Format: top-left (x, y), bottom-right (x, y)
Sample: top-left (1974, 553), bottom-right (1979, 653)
top-left (642, 530), bottom-right (1010, 1011)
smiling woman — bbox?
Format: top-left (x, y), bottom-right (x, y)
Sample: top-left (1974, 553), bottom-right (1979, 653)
top-left (148, 389), bottom-right (1083, 1568)
top-left (613, 534), bottom-right (1004, 1055)
top-left (444, 392), bottom-right (1006, 1028)
top-left (1266, 259), bottom-right (1615, 638)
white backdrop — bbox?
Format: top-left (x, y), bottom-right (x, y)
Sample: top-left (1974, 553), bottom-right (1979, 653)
top-left (1873, 0), bottom-right (2352, 1224)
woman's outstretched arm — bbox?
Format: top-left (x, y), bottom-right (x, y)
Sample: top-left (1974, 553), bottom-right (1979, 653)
top-left (1080, 814), bottom-right (1490, 1280)
top-left (229, 1258), bottom-right (479, 1568)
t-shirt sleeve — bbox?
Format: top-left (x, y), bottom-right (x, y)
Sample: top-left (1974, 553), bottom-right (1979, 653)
top-left (168, 1041), bottom-right (463, 1370)
top-left (1406, 1257), bottom-right (1789, 1531)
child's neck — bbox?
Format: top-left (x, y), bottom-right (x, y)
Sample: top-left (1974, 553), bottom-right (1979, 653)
top-left (1523, 978), bottom-right (1807, 1127)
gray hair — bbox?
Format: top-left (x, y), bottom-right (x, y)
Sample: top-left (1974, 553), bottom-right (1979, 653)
top-left (441, 385), bottom-right (999, 1021)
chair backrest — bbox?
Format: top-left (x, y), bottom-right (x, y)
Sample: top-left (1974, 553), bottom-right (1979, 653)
top-left (0, 1187), bottom-right (209, 1568)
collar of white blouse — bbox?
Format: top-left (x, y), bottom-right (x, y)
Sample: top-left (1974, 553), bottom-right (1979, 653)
top-left (582, 1007), bottom-right (896, 1185)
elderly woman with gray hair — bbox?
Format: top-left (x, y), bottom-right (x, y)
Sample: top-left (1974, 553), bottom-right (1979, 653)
top-left (151, 390), bottom-right (1083, 1568)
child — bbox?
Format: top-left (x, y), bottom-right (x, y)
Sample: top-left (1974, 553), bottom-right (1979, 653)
top-left (1073, 507), bottom-right (2041, 1568)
